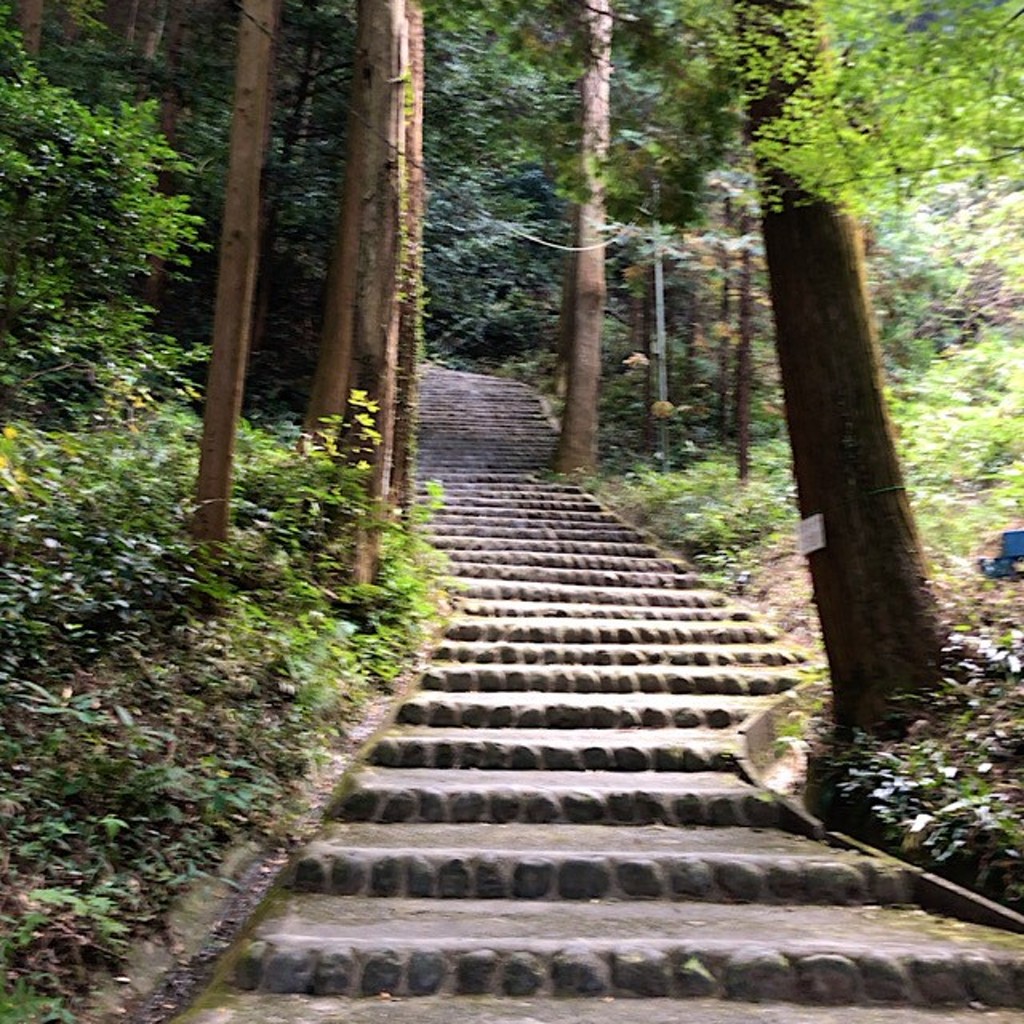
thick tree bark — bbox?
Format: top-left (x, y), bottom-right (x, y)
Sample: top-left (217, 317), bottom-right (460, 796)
top-left (736, 213), bottom-right (753, 482)
top-left (346, 0), bottom-right (407, 583)
top-left (304, 18), bottom-right (368, 432)
top-left (740, 0), bottom-right (942, 731)
top-left (392, 0), bottom-right (425, 512)
top-left (553, 0), bottom-right (612, 474)
top-left (192, 0), bottom-right (278, 544)
top-left (717, 199), bottom-right (733, 442)
top-left (642, 263), bottom-right (655, 453)
top-left (553, 241), bottom-right (576, 400)
top-left (17, 0), bottom-right (43, 53)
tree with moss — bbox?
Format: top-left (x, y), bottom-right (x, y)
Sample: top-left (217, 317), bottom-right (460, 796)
top-left (737, 0), bottom-right (944, 732)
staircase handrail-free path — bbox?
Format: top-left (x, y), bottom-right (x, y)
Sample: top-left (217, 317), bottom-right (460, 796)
top-left (178, 366), bottom-right (1024, 1024)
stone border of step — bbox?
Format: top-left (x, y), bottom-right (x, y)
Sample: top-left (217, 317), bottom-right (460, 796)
top-left (232, 936), bottom-right (1024, 1006)
top-left (738, 680), bottom-right (1024, 937)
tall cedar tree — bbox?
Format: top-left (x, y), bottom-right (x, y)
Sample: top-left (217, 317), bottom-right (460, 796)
top-left (739, 0), bottom-right (943, 731)
top-left (306, 0), bottom-right (408, 582)
top-left (553, 0), bottom-right (612, 474)
top-left (392, 0), bottom-right (425, 511)
top-left (192, 0), bottom-right (279, 543)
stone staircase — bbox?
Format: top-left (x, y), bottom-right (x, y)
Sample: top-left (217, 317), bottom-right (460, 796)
top-left (183, 366), bottom-right (1024, 1023)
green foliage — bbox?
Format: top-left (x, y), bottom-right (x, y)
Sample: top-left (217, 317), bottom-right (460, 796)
top-left (871, 183), bottom-right (1024, 379)
top-left (737, 0), bottom-right (1024, 210)
top-left (599, 440), bottom-right (796, 584)
top-left (822, 632), bottom-right (1024, 909)
top-left (893, 334), bottom-right (1024, 560)
top-left (422, 23), bottom-right (568, 362)
top-left (606, 0), bottom-right (737, 226)
top-left (0, 407), bottom-right (443, 1016)
top-left (0, 59), bottom-right (201, 421)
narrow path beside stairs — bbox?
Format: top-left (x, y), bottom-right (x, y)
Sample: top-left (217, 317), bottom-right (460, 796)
top-left (182, 366), bottom-right (1024, 1024)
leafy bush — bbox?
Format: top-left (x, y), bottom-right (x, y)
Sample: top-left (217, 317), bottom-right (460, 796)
top-left (0, 50), bottom-right (200, 422)
top-left (817, 630), bottom-right (1024, 911)
top-left (894, 334), bottom-right (1024, 560)
top-left (598, 439), bottom-right (796, 583)
top-left (0, 408), bottom-right (442, 1017)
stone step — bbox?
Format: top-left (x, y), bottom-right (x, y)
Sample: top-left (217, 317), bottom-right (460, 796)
top-left (444, 551), bottom-right (681, 574)
top-left (421, 466), bottom-right (557, 477)
top-left (421, 663), bottom-right (801, 696)
top-left (438, 502), bottom-right (605, 517)
top-left (396, 690), bottom-right (768, 730)
top-left (450, 580), bottom-right (727, 606)
top-left (369, 728), bottom-right (740, 773)
top-left (331, 768), bottom-right (780, 828)
top-left (440, 496), bottom-right (603, 512)
top-left (421, 482), bottom-right (586, 497)
top-left (418, 473), bottom-right (550, 486)
top-left (420, 429), bottom-right (552, 439)
top-left (420, 439), bottom-right (552, 449)
top-left (186, 994), bottom-right (1024, 1024)
top-left (433, 537), bottom-right (661, 557)
top-left (437, 629), bottom-right (796, 656)
top-left (421, 417), bottom-right (547, 426)
top-left (452, 599), bottom-right (757, 622)
top-left (432, 509), bottom-right (621, 526)
top-left (235, 895), bottom-right (1024, 1004)
top-left (447, 563), bottom-right (700, 589)
top-left (431, 524), bottom-right (643, 543)
top-left (437, 629), bottom-right (782, 659)
top-left (288, 822), bottom-right (917, 906)
top-left (421, 458), bottom-right (554, 468)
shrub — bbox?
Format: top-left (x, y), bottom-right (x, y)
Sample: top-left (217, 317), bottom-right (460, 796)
top-left (0, 407), bottom-right (442, 1016)
top-left (599, 439), bottom-right (796, 583)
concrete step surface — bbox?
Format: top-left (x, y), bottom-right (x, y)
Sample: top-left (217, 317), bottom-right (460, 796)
top-left (420, 663), bottom-right (802, 696)
top-left (289, 821), bottom-right (917, 903)
top-left (452, 598), bottom-right (758, 621)
top-left (331, 767), bottom-right (782, 828)
top-left (445, 562), bottom-right (700, 589)
top-left (435, 632), bottom-right (784, 661)
top-left (396, 689), bottom-right (770, 730)
top-left (448, 580), bottom-right (734, 606)
top-left (433, 537), bottom-right (663, 556)
top-left (233, 895), bottom-right (1024, 1004)
top-left (184, 995), bottom-right (1024, 1024)
top-left (432, 523), bottom-right (645, 543)
top-left (443, 549), bottom-right (681, 572)
top-left (368, 726), bottom-right (741, 773)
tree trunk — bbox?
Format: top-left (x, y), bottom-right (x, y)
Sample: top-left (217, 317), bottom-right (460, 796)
top-left (392, 0), bottom-right (425, 512)
top-left (736, 213), bottom-right (753, 482)
top-left (642, 263), bottom-right (655, 454)
top-left (304, 10), bottom-right (369, 432)
top-left (717, 198), bottom-right (733, 443)
top-left (144, 0), bottom-right (190, 310)
top-left (553, 0), bottom-right (612, 474)
top-left (17, 0), bottom-right (43, 53)
top-left (553, 235), bottom-right (576, 400)
top-left (740, 0), bottom-right (942, 732)
top-left (346, 0), bottom-right (407, 583)
top-left (192, 0), bottom-right (278, 544)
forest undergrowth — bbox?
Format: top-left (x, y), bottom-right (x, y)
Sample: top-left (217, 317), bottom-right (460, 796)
top-left (0, 410), bottom-right (445, 1024)
top-left (597, 331), bottom-right (1024, 915)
